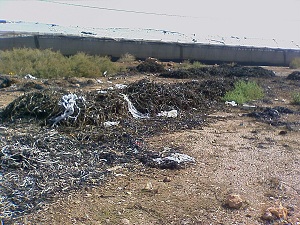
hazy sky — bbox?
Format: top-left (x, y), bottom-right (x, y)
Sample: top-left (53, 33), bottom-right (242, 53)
top-left (0, 0), bottom-right (299, 40)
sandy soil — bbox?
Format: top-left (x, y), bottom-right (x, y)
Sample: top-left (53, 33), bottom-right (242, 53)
top-left (1, 66), bottom-right (300, 225)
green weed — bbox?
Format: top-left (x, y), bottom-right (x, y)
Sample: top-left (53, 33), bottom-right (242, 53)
top-left (291, 92), bottom-right (300, 104)
top-left (222, 80), bottom-right (264, 104)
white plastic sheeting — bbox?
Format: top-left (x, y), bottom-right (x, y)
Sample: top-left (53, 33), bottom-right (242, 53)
top-left (103, 121), bottom-right (120, 127)
top-left (157, 109), bottom-right (178, 118)
top-left (153, 153), bottom-right (195, 165)
top-left (121, 94), bottom-right (149, 119)
top-left (51, 93), bottom-right (85, 126)
top-left (225, 101), bottom-right (237, 107)
top-left (115, 84), bottom-right (128, 89)
top-left (24, 74), bottom-right (37, 80)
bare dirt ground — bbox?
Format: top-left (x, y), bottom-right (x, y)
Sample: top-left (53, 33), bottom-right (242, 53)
top-left (1, 66), bottom-right (300, 225)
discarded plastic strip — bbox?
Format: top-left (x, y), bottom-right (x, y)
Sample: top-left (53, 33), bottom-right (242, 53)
top-left (153, 153), bottom-right (195, 164)
top-left (242, 104), bottom-right (256, 108)
top-left (115, 84), bottom-right (128, 89)
top-left (103, 121), bottom-right (120, 127)
top-left (157, 109), bottom-right (178, 118)
top-left (24, 74), bottom-right (37, 80)
top-left (225, 101), bottom-right (237, 107)
top-left (51, 93), bottom-right (85, 126)
top-left (121, 94), bottom-right (149, 119)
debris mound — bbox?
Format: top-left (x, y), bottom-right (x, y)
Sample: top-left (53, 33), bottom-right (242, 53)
top-left (123, 78), bottom-right (234, 116)
top-left (0, 76), bottom-right (16, 88)
top-left (2, 90), bottom-right (62, 121)
top-left (160, 64), bottom-right (275, 79)
top-left (244, 106), bottom-right (295, 125)
top-left (2, 78), bottom-right (234, 126)
top-left (0, 77), bottom-right (235, 222)
top-left (287, 71), bottom-right (300, 80)
top-left (136, 58), bottom-right (165, 73)
top-left (140, 149), bottom-right (195, 169)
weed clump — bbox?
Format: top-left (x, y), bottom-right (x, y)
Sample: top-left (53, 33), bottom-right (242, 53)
top-left (117, 53), bottom-right (136, 63)
top-left (222, 80), bottom-right (264, 104)
top-left (69, 53), bottom-right (118, 78)
top-left (177, 60), bottom-right (204, 70)
top-left (291, 92), bottom-right (300, 105)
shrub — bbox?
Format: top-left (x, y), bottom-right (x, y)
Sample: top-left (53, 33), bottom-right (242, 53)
top-left (291, 92), bottom-right (300, 104)
top-left (69, 53), bottom-right (118, 78)
top-left (0, 48), bottom-right (120, 78)
top-left (222, 80), bottom-right (264, 104)
top-left (289, 58), bottom-right (300, 69)
top-left (117, 53), bottom-right (136, 63)
top-left (178, 60), bottom-right (204, 69)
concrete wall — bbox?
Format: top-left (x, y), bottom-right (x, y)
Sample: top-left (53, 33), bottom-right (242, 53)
top-left (1, 34), bottom-right (300, 66)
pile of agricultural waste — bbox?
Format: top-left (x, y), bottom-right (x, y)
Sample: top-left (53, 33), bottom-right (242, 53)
top-left (0, 78), bottom-right (234, 222)
top-left (244, 106), bottom-right (299, 127)
top-left (287, 71), bottom-right (300, 80)
top-left (136, 58), bottom-right (166, 73)
top-left (160, 64), bottom-right (275, 79)
top-left (2, 78), bottom-right (234, 126)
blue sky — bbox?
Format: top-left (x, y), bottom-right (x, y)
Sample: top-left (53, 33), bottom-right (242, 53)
top-left (0, 0), bottom-right (299, 41)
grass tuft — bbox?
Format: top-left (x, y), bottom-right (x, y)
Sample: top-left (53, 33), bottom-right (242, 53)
top-left (222, 80), bottom-right (264, 104)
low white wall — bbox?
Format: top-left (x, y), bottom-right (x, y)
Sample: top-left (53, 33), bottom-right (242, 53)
top-left (1, 34), bottom-right (300, 66)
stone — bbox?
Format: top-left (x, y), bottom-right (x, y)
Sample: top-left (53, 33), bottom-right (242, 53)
top-left (225, 194), bottom-right (243, 209)
top-left (163, 176), bottom-right (172, 182)
top-left (120, 218), bottom-right (131, 225)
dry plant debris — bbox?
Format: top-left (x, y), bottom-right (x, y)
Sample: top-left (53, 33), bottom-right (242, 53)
top-left (160, 64), bottom-right (276, 79)
top-left (262, 203), bottom-right (288, 222)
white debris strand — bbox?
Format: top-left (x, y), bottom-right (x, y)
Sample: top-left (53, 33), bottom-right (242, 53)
top-left (24, 74), bottom-right (37, 80)
top-left (121, 94), bottom-right (149, 119)
top-left (103, 121), bottom-right (120, 127)
top-left (51, 93), bottom-right (85, 126)
top-left (225, 101), bottom-right (237, 107)
top-left (157, 109), bottom-right (178, 118)
top-left (115, 84), bottom-right (128, 89)
top-left (153, 153), bottom-right (195, 164)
